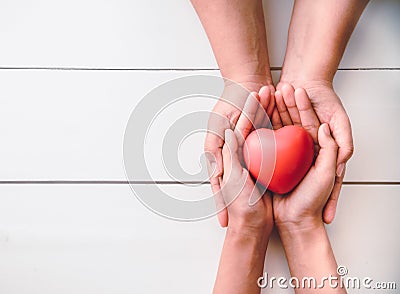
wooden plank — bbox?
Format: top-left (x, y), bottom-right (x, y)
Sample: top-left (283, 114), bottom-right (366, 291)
top-left (0, 184), bottom-right (398, 293)
top-left (0, 0), bottom-right (398, 68)
top-left (0, 70), bottom-right (398, 181)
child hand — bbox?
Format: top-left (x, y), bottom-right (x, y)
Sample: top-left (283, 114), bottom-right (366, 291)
top-left (206, 86), bottom-right (275, 228)
top-left (220, 128), bottom-right (273, 236)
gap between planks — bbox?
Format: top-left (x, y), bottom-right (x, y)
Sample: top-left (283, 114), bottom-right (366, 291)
top-left (0, 180), bottom-right (399, 185)
top-left (0, 67), bottom-right (399, 72)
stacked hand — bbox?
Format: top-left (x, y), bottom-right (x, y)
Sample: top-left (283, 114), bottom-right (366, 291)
top-left (271, 84), bottom-right (338, 228)
top-left (207, 81), bottom-right (353, 227)
top-left (214, 84), bottom-right (344, 294)
top-left (205, 82), bottom-right (275, 227)
top-left (219, 83), bottom-right (338, 234)
top-left (276, 81), bottom-right (354, 223)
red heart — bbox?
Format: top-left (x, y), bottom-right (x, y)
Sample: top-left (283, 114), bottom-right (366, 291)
top-left (243, 125), bottom-right (314, 194)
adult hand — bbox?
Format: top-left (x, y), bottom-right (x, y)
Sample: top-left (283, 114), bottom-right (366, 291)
top-left (205, 82), bottom-right (275, 227)
top-left (271, 84), bottom-right (339, 228)
top-left (270, 88), bottom-right (343, 293)
top-left (276, 81), bottom-right (353, 224)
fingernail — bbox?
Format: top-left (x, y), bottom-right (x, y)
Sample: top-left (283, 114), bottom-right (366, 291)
top-left (259, 86), bottom-right (268, 96)
top-left (323, 123), bottom-right (330, 136)
top-left (336, 163), bottom-right (345, 177)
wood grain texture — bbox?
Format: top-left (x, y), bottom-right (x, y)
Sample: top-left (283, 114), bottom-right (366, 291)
top-left (0, 184), bottom-right (398, 294)
top-left (0, 70), bottom-right (399, 181)
top-left (0, 1), bottom-right (398, 293)
top-left (0, 0), bottom-right (398, 68)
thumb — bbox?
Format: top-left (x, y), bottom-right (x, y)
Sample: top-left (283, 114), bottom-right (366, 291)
top-left (332, 115), bottom-right (354, 176)
top-left (222, 129), bottom-right (242, 181)
top-left (314, 124), bottom-right (338, 175)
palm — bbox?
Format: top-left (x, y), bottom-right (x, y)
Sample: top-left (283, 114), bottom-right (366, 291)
top-left (272, 165), bottom-right (327, 223)
top-left (205, 84), bottom-right (275, 227)
top-left (221, 129), bottom-right (274, 234)
top-left (270, 84), bottom-right (334, 224)
top-left (275, 82), bottom-right (353, 224)
top-left (279, 81), bottom-right (353, 165)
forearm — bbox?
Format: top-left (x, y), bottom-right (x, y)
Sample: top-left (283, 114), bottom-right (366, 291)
top-left (191, 0), bottom-right (272, 90)
top-left (278, 222), bottom-right (346, 293)
top-left (281, 0), bottom-right (369, 83)
top-left (213, 228), bottom-right (269, 294)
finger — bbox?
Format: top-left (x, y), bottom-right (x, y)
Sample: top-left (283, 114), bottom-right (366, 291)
top-left (281, 84), bottom-right (301, 126)
top-left (323, 166), bottom-right (345, 224)
top-left (276, 82), bottom-right (284, 91)
top-left (204, 124), bottom-right (227, 227)
top-left (330, 113), bottom-right (354, 177)
top-left (204, 141), bottom-right (227, 227)
top-left (234, 92), bottom-right (259, 147)
top-left (271, 108), bottom-right (283, 130)
top-left (259, 85), bottom-right (275, 118)
top-left (210, 176), bottom-right (228, 227)
top-left (266, 91), bottom-right (275, 122)
top-left (294, 88), bottom-right (320, 144)
top-left (253, 90), bottom-right (269, 129)
top-left (204, 132), bottom-right (224, 178)
top-left (222, 129), bottom-right (242, 181)
top-left (257, 86), bottom-right (271, 128)
top-left (204, 105), bottom-right (232, 176)
top-left (275, 90), bottom-right (293, 126)
top-left (315, 123), bottom-right (338, 176)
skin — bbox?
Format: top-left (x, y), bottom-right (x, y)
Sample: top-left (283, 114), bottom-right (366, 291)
top-left (213, 91), bottom-right (275, 293)
top-left (214, 87), bottom-right (346, 293)
top-left (190, 0), bottom-right (274, 227)
top-left (213, 128), bottom-right (273, 294)
top-left (273, 87), bottom-right (346, 293)
top-left (191, 0), bottom-right (369, 226)
top-left (278, 0), bottom-right (370, 223)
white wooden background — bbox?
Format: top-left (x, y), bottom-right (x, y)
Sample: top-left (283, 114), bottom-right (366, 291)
top-left (0, 0), bottom-right (399, 293)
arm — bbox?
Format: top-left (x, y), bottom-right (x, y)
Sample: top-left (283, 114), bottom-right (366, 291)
top-left (281, 0), bottom-right (369, 82)
top-left (213, 128), bottom-right (273, 294)
top-left (191, 0), bottom-right (274, 228)
top-left (272, 86), bottom-right (345, 293)
top-left (279, 0), bottom-right (369, 223)
top-left (214, 229), bottom-right (269, 293)
top-left (191, 0), bottom-right (272, 88)
top-left (278, 223), bottom-right (343, 293)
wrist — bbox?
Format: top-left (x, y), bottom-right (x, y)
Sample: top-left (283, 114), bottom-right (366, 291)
top-left (227, 220), bottom-right (273, 242)
top-left (276, 217), bottom-right (324, 238)
top-left (279, 71), bottom-right (334, 88)
top-left (277, 219), bottom-right (327, 253)
top-left (223, 66), bottom-right (274, 93)
top-left (226, 226), bottom-right (270, 251)
top-left (277, 78), bottom-right (334, 97)
top-left (280, 61), bottom-right (337, 85)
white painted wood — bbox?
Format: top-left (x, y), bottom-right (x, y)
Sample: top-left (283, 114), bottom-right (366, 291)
top-left (0, 184), bottom-right (398, 293)
top-left (0, 70), bottom-right (399, 181)
top-left (0, 0), bottom-right (398, 69)
top-left (335, 70), bottom-right (400, 182)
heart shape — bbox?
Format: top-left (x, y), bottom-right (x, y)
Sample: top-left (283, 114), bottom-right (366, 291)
top-left (243, 125), bottom-right (314, 194)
